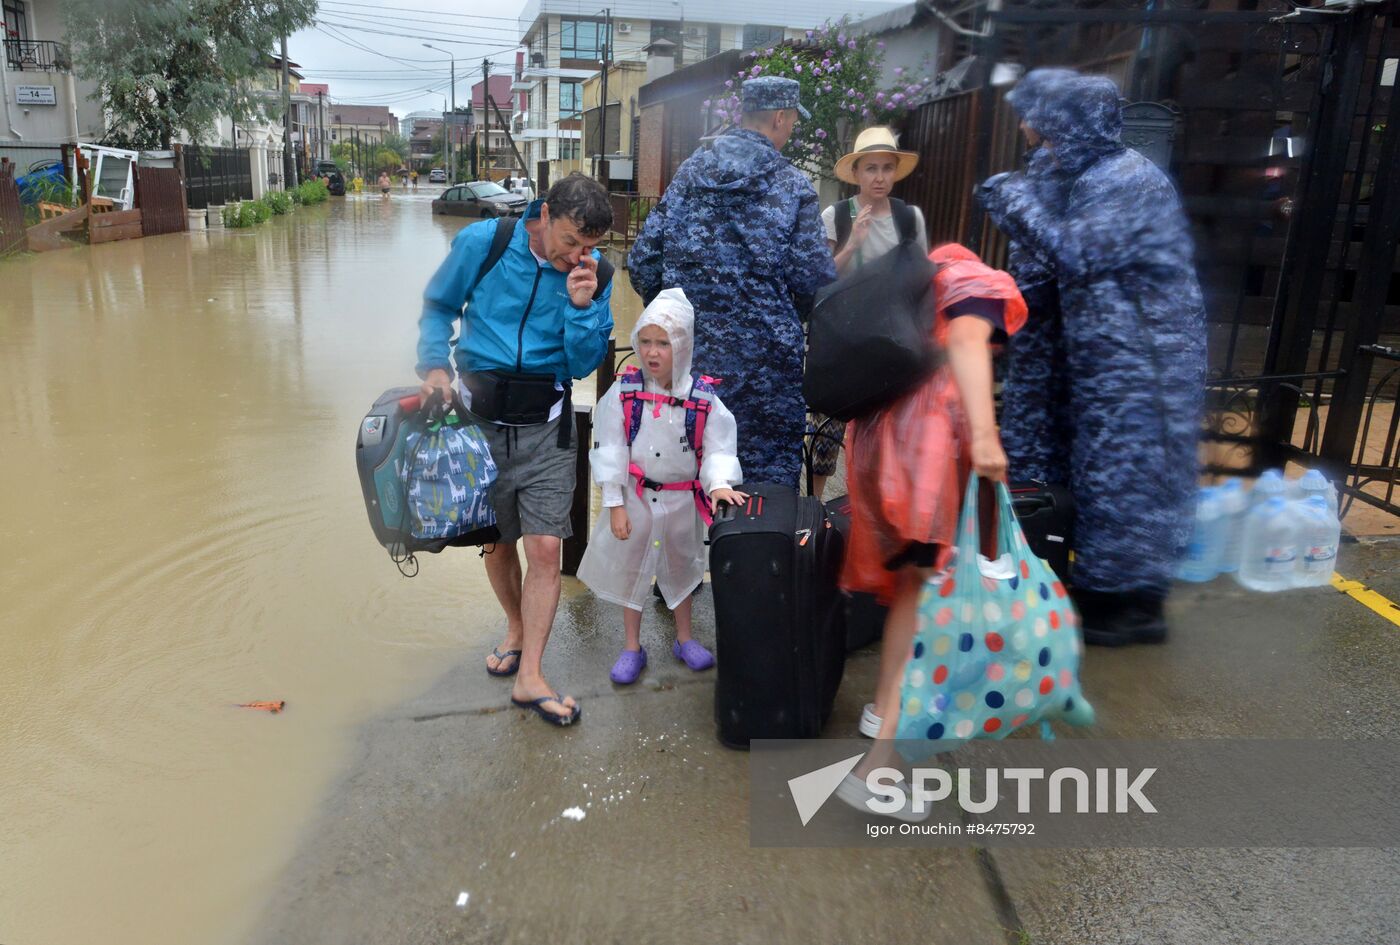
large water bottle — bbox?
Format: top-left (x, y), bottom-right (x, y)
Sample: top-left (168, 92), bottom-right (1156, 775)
top-left (1177, 486), bottom-right (1225, 582)
top-left (1251, 469), bottom-right (1288, 509)
top-left (1298, 469), bottom-right (1340, 522)
top-left (1293, 494), bottom-right (1341, 587)
top-left (1236, 496), bottom-right (1300, 592)
top-left (1216, 478), bottom-right (1250, 574)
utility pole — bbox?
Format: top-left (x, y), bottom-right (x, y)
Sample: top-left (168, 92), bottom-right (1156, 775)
top-left (316, 90), bottom-right (325, 163)
top-left (280, 31), bottom-right (297, 188)
top-left (424, 43), bottom-right (455, 183)
top-left (481, 59), bottom-right (492, 179)
top-left (597, 8), bottom-right (611, 185)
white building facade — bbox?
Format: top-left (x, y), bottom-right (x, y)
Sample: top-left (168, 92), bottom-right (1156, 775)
top-left (513, 0), bottom-right (903, 188)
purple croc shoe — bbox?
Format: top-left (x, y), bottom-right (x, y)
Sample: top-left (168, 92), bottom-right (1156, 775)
top-left (609, 647), bottom-right (647, 685)
top-left (672, 640), bottom-right (715, 672)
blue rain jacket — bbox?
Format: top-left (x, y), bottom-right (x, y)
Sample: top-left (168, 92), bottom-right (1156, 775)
top-left (628, 128), bottom-right (837, 487)
top-left (417, 202), bottom-right (613, 383)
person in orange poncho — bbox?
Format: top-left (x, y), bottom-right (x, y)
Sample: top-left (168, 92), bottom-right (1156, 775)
top-left (843, 243), bottom-right (1027, 744)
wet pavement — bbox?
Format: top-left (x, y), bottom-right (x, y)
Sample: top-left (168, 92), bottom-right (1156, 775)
top-left (254, 542), bottom-right (1400, 945)
top-left (4, 189), bottom-right (1400, 945)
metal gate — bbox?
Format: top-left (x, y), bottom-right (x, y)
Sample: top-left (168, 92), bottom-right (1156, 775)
top-left (181, 146), bottom-right (252, 209)
top-left (0, 161), bottom-right (25, 255)
top-left (135, 166), bottom-right (187, 236)
top-left (898, 0), bottom-right (1400, 513)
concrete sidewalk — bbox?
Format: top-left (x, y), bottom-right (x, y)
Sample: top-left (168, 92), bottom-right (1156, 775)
top-left (253, 543), bottom-right (1400, 945)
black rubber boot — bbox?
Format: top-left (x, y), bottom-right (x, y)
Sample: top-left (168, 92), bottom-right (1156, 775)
top-left (1075, 589), bottom-right (1169, 646)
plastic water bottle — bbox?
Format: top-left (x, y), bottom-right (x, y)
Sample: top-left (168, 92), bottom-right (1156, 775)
top-left (1177, 486), bottom-right (1225, 582)
top-left (1298, 469), bottom-right (1339, 522)
top-left (1251, 469), bottom-right (1289, 509)
top-left (1293, 494), bottom-right (1341, 587)
top-left (1216, 478), bottom-right (1249, 574)
top-left (1236, 496), bottom-right (1300, 592)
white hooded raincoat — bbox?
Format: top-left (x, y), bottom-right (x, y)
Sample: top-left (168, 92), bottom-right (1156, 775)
top-left (577, 289), bottom-right (742, 610)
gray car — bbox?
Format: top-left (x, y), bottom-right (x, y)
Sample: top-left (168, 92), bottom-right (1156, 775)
top-left (431, 181), bottom-right (527, 218)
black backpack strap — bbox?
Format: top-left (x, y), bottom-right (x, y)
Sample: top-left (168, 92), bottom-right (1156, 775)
top-left (468, 217), bottom-right (518, 302)
top-left (890, 198), bottom-right (917, 245)
top-left (593, 253), bottom-right (614, 301)
top-left (834, 198), bottom-right (852, 252)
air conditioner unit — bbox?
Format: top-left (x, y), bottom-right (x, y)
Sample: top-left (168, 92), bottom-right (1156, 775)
top-left (684, 26), bottom-right (700, 38)
top-left (616, 22), bottom-right (632, 35)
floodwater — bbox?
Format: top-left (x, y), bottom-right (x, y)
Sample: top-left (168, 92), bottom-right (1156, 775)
top-left (0, 188), bottom-right (640, 945)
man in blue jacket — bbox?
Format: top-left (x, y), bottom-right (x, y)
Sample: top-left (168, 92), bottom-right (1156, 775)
top-left (418, 173), bottom-right (614, 726)
top-left (628, 76), bottom-right (837, 488)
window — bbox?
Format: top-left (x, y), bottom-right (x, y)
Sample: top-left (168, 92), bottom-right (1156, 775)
top-left (559, 80), bottom-right (581, 119)
top-left (560, 17), bottom-right (609, 60)
top-left (3, 0), bottom-right (28, 45)
top-left (560, 139), bottom-right (580, 161)
top-left (742, 24), bottom-right (785, 51)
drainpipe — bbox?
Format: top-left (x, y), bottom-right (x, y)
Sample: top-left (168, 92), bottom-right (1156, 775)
top-left (0, 46), bottom-right (22, 139)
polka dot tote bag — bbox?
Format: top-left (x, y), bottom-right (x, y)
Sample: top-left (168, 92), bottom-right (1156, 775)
top-left (896, 477), bottom-right (1095, 743)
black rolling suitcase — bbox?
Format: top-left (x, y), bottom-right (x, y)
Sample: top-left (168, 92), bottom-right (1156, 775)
top-left (709, 485), bottom-right (847, 748)
top-left (1008, 480), bottom-right (1074, 583)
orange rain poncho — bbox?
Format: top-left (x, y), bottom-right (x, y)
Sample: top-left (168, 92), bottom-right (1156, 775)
top-left (841, 243), bottom-right (1028, 603)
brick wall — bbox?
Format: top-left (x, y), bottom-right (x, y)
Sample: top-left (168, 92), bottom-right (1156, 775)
top-left (637, 105), bottom-right (664, 197)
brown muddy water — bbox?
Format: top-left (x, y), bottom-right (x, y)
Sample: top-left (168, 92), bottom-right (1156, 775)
top-left (0, 190), bottom-right (641, 945)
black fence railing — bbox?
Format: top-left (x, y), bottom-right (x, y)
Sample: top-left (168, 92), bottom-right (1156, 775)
top-left (181, 146), bottom-right (252, 210)
top-left (1340, 346), bottom-right (1400, 518)
top-left (3, 39), bottom-right (70, 72)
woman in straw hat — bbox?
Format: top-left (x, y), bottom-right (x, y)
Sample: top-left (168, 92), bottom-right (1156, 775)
top-left (823, 126), bottom-right (929, 277)
top-left (808, 127), bottom-right (931, 499)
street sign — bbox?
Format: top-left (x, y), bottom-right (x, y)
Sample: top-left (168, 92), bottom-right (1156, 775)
top-left (16, 85), bottom-right (57, 106)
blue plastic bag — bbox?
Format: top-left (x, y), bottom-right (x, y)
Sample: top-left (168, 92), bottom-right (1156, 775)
top-left (403, 409), bottom-right (497, 542)
top-left (897, 477), bottom-right (1095, 743)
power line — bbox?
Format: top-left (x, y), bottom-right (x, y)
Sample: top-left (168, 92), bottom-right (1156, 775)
top-left (316, 18), bottom-right (525, 51)
top-left (320, 0), bottom-right (525, 24)
top-left (322, 5), bottom-right (522, 36)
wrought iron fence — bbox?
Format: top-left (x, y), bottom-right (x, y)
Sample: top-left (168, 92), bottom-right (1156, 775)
top-left (3, 39), bottom-right (70, 72)
top-left (1340, 346), bottom-right (1400, 518)
top-left (181, 146), bottom-right (252, 210)
top-left (607, 193), bottom-right (656, 252)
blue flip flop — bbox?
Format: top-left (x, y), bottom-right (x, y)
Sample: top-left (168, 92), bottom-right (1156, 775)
top-left (486, 648), bottom-right (522, 677)
top-left (510, 692), bottom-right (581, 727)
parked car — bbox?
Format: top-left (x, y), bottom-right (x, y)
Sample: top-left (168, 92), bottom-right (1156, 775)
top-left (431, 180), bottom-right (528, 218)
top-left (428, 167), bottom-right (447, 184)
top-left (312, 160), bottom-right (346, 196)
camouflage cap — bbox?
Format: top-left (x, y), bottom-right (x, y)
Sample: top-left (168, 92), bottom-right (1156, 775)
top-left (741, 76), bottom-right (811, 120)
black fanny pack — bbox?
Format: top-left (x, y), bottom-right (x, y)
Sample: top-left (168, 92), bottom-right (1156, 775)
top-left (463, 370), bottom-right (573, 446)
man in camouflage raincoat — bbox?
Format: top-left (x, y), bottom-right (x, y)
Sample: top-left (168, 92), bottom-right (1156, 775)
top-left (628, 76), bottom-right (837, 488)
top-left (979, 71), bottom-right (1207, 645)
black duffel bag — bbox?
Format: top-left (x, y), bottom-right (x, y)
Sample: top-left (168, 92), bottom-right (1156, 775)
top-left (803, 204), bottom-right (940, 422)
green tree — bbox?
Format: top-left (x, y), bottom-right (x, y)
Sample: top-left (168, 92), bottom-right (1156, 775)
top-left (64, 0), bottom-right (318, 149)
top-left (380, 132), bottom-right (411, 162)
top-left (708, 18), bottom-right (932, 179)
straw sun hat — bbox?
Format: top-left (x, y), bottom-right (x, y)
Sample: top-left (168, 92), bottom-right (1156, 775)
top-left (833, 127), bottom-right (919, 185)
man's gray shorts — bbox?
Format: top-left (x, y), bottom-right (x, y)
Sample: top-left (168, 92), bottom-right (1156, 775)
top-left (471, 412), bottom-right (577, 544)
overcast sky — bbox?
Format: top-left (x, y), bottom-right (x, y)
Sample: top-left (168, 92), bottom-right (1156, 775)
top-left (290, 0), bottom-right (531, 121)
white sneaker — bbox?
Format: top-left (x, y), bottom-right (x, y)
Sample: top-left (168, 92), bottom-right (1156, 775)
top-left (859, 703), bottom-right (882, 739)
top-left (834, 772), bottom-right (932, 823)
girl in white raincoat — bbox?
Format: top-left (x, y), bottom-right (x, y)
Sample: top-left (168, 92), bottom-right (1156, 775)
top-left (577, 288), bottom-right (747, 685)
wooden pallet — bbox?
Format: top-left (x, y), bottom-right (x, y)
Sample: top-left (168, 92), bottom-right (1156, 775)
top-left (88, 208), bottom-right (143, 245)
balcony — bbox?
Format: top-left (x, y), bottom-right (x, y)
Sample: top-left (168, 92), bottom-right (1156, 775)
top-left (4, 39), bottom-right (72, 73)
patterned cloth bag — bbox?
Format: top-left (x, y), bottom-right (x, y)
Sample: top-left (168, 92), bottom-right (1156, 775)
top-left (897, 478), bottom-right (1095, 743)
top-left (402, 394), bottom-right (498, 544)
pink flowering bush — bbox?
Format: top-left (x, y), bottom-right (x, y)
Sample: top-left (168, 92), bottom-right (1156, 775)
top-left (705, 17), bottom-right (933, 179)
